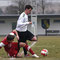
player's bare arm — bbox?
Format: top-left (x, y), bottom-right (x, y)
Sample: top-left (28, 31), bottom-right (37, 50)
top-left (12, 30), bottom-right (19, 40)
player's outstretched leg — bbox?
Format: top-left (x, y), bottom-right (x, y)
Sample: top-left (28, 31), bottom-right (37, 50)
top-left (20, 42), bottom-right (39, 58)
top-left (24, 44), bottom-right (39, 58)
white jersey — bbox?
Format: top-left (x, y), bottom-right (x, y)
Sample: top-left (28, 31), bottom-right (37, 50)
top-left (16, 12), bottom-right (30, 32)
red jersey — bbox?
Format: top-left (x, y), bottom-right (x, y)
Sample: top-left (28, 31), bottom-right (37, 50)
top-left (1, 36), bottom-right (18, 57)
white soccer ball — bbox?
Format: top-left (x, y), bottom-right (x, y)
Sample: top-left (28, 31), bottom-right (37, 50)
top-left (41, 49), bottom-right (48, 56)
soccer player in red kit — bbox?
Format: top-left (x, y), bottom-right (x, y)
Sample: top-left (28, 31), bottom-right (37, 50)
top-left (0, 30), bottom-right (20, 57)
top-left (0, 30), bottom-right (39, 58)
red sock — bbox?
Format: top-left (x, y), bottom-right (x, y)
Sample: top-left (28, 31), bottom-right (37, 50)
top-left (24, 44), bottom-right (28, 50)
top-left (24, 44), bottom-right (35, 55)
top-left (29, 48), bottom-right (35, 55)
top-left (0, 47), bottom-right (2, 49)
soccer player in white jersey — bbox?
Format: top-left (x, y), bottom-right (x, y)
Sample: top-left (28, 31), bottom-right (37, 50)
top-left (16, 5), bottom-right (39, 58)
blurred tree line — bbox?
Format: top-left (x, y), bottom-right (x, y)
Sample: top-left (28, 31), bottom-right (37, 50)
top-left (0, 0), bottom-right (60, 14)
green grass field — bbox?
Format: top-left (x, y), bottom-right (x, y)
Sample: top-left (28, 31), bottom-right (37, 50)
top-left (0, 36), bottom-right (60, 60)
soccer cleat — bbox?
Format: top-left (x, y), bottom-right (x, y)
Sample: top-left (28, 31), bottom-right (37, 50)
top-left (32, 54), bottom-right (39, 58)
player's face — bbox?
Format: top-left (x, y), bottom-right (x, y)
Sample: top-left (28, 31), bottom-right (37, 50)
top-left (27, 8), bottom-right (32, 14)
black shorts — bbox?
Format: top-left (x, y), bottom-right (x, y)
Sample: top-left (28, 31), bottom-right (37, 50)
top-left (17, 30), bottom-right (34, 43)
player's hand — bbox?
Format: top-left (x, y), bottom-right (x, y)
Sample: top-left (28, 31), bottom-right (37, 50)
top-left (17, 53), bottom-right (23, 58)
top-left (29, 22), bottom-right (32, 24)
top-left (16, 35), bottom-right (19, 40)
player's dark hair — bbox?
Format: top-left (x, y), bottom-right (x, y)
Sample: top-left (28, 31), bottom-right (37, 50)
top-left (25, 5), bottom-right (33, 10)
top-left (7, 35), bottom-right (15, 40)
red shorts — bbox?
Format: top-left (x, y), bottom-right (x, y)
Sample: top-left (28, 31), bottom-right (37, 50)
top-left (8, 42), bottom-right (18, 57)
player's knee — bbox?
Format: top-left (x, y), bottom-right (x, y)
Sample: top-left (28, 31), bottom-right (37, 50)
top-left (19, 42), bottom-right (26, 47)
top-left (31, 36), bottom-right (37, 41)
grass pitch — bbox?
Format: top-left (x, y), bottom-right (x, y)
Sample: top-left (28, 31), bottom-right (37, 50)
top-left (0, 36), bottom-right (60, 60)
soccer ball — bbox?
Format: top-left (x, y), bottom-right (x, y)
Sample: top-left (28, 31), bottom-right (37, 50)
top-left (41, 49), bottom-right (48, 56)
